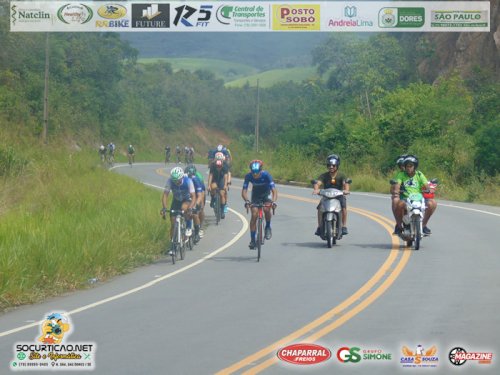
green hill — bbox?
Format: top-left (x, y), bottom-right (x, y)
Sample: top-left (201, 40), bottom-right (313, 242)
top-left (139, 57), bottom-right (259, 81)
top-left (225, 66), bottom-right (319, 88)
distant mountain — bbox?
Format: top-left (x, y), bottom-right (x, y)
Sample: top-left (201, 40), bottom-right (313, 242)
top-left (120, 33), bottom-right (330, 70)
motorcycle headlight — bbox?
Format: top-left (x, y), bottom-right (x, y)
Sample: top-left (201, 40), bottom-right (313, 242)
top-left (411, 201), bottom-right (422, 209)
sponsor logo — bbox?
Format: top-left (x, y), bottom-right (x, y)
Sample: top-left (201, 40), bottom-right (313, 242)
top-left (10, 312), bottom-right (96, 370)
top-left (11, 4), bottom-right (52, 26)
top-left (97, 4), bottom-right (127, 20)
top-left (57, 3), bottom-right (93, 25)
top-left (96, 4), bottom-right (128, 28)
top-left (431, 10), bottom-right (488, 28)
top-left (400, 344), bottom-right (439, 368)
top-left (449, 347), bottom-right (493, 366)
top-left (215, 4), bottom-right (267, 28)
top-left (328, 5), bottom-right (374, 28)
top-left (131, 3), bottom-right (169, 29)
top-left (379, 8), bottom-right (425, 28)
top-left (273, 4), bottom-right (320, 31)
top-left (172, 4), bottom-right (213, 27)
top-left (362, 348), bottom-right (393, 361)
top-left (277, 343), bottom-right (331, 365)
top-left (337, 346), bottom-right (361, 363)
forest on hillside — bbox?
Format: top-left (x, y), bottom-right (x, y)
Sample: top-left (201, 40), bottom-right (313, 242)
top-left (1, 2), bottom-right (499, 188)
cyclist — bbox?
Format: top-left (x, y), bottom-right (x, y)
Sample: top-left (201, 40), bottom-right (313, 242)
top-left (164, 145), bottom-right (171, 164)
top-left (185, 164), bottom-right (205, 243)
top-left (312, 154), bottom-right (350, 236)
top-left (107, 142), bottom-right (116, 164)
top-left (98, 145), bottom-right (106, 163)
top-left (176, 145), bottom-right (181, 163)
top-left (392, 155), bottom-right (437, 235)
top-left (207, 159), bottom-right (229, 219)
top-left (127, 144), bottom-right (136, 165)
top-left (161, 167), bottom-right (196, 246)
top-left (241, 160), bottom-right (278, 249)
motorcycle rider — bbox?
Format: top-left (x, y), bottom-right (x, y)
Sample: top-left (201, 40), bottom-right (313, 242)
top-left (312, 154), bottom-right (350, 236)
top-left (392, 155), bottom-right (437, 235)
top-left (391, 154), bottom-right (408, 233)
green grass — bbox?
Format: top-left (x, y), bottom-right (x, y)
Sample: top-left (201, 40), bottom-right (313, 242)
top-left (225, 66), bottom-right (319, 88)
top-left (0, 149), bottom-right (168, 310)
top-left (138, 57), bottom-right (259, 81)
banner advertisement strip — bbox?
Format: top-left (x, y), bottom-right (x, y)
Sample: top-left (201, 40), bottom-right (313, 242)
top-left (10, 1), bottom-right (491, 33)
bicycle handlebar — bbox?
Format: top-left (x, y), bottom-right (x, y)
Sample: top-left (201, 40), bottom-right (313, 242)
top-left (245, 202), bottom-right (276, 215)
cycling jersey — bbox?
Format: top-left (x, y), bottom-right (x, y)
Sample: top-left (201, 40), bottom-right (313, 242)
top-left (194, 171), bottom-right (206, 191)
top-left (243, 171), bottom-right (276, 203)
top-left (209, 164), bottom-right (229, 189)
top-left (395, 170), bottom-right (428, 199)
top-left (128, 146), bottom-right (135, 154)
top-left (190, 175), bottom-right (204, 195)
top-left (164, 177), bottom-right (195, 203)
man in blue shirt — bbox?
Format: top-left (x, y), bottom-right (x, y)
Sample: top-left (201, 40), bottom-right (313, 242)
top-left (241, 160), bottom-right (278, 249)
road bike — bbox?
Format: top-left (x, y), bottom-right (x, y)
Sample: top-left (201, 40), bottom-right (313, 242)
top-left (211, 188), bottom-right (222, 225)
top-left (168, 209), bottom-right (188, 264)
top-left (246, 202), bottom-right (276, 262)
top-left (107, 153), bottom-right (115, 168)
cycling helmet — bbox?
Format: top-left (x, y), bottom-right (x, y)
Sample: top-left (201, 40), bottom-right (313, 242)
top-left (185, 164), bottom-right (197, 176)
top-left (326, 154), bottom-right (340, 167)
top-left (214, 152), bottom-right (225, 161)
top-left (249, 160), bottom-right (263, 174)
top-left (396, 154), bottom-right (408, 166)
top-left (170, 167), bottom-right (184, 182)
top-left (403, 155), bottom-right (419, 169)
top-left (217, 144), bottom-right (223, 152)
top-left (215, 160), bottom-right (223, 168)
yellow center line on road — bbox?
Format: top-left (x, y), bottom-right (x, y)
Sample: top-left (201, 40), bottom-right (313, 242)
top-left (216, 193), bottom-right (409, 375)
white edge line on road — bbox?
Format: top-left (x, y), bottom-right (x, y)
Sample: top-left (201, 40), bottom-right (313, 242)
top-left (0, 184), bottom-right (249, 338)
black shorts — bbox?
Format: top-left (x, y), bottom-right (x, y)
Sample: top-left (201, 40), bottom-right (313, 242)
top-left (170, 199), bottom-right (191, 212)
top-left (251, 194), bottom-right (272, 205)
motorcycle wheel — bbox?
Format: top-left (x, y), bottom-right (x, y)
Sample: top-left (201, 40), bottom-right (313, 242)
top-left (325, 221), bottom-right (334, 248)
top-left (414, 221), bottom-right (421, 250)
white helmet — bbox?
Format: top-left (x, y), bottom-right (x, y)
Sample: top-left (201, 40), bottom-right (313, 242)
top-left (217, 144), bottom-right (223, 152)
top-left (170, 167), bottom-right (184, 182)
top-left (215, 152), bottom-right (225, 161)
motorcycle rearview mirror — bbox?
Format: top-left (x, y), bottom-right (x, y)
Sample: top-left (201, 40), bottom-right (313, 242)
top-left (311, 179), bottom-right (317, 185)
top-left (389, 179), bottom-right (398, 185)
top-left (345, 178), bottom-right (352, 184)
top-left (430, 178), bottom-right (439, 184)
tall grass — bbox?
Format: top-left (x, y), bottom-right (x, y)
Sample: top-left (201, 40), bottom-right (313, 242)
top-left (0, 149), bottom-right (168, 310)
top-left (229, 141), bottom-right (500, 205)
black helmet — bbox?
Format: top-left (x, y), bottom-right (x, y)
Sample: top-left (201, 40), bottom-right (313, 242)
top-left (403, 155), bottom-right (419, 169)
top-left (326, 154), bottom-right (340, 167)
top-left (396, 154), bottom-right (408, 166)
top-left (185, 164), bottom-right (197, 176)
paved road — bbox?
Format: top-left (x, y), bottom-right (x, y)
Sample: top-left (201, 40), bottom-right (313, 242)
top-left (1, 162), bottom-right (498, 374)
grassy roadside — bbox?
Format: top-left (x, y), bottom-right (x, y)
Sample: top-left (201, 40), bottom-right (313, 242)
top-left (0, 146), bottom-right (168, 311)
top-left (229, 142), bottom-right (500, 206)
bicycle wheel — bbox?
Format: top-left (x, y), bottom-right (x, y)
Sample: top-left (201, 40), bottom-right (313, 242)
top-left (179, 220), bottom-right (186, 260)
top-left (171, 222), bottom-right (179, 264)
top-left (257, 217), bottom-right (262, 262)
top-left (214, 192), bottom-right (221, 225)
top-left (187, 235), bottom-right (193, 250)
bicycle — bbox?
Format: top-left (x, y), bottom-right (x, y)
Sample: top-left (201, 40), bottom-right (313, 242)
top-left (245, 201), bottom-right (276, 262)
top-left (107, 153), bottom-right (115, 168)
top-left (211, 188), bottom-right (222, 225)
top-left (127, 153), bottom-right (134, 167)
top-left (164, 209), bottom-right (187, 264)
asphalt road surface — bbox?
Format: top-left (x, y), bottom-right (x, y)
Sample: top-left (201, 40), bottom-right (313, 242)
top-left (1, 162), bottom-right (499, 374)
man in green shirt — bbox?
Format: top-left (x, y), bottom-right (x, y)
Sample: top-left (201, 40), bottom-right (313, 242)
top-left (392, 155), bottom-right (437, 235)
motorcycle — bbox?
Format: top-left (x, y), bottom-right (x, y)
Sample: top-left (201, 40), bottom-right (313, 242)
top-left (391, 178), bottom-right (438, 250)
top-left (312, 179), bottom-right (351, 248)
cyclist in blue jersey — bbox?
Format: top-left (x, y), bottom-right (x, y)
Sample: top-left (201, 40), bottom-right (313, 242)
top-left (241, 160), bottom-right (278, 249)
top-left (161, 167), bottom-right (196, 241)
top-left (185, 165), bottom-right (205, 243)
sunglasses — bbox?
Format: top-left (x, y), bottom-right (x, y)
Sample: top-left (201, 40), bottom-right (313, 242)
top-left (327, 164), bottom-right (337, 168)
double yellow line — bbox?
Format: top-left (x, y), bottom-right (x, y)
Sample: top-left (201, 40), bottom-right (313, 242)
top-left (216, 193), bottom-right (410, 374)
